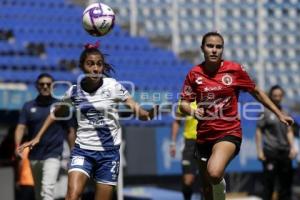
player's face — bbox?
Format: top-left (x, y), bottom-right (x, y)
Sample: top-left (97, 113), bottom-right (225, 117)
top-left (82, 53), bottom-right (105, 81)
top-left (270, 88), bottom-right (284, 105)
top-left (37, 77), bottom-right (53, 96)
top-left (202, 36), bottom-right (223, 63)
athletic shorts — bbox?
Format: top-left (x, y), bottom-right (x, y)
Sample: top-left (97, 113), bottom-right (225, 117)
top-left (194, 135), bottom-right (242, 161)
top-left (69, 144), bottom-right (120, 186)
top-left (182, 139), bottom-right (198, 175)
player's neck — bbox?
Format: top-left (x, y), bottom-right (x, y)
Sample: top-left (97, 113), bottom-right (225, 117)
top-left (203, 60), bottom-right (223, 73)
top-left (81, 78), bottom-right (103, 93)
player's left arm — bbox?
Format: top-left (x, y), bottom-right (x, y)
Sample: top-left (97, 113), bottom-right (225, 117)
top-left (250, 86), bottom-right (294, 126)
top-left (287, 126), bottom-right (298, 159)
top-left (124, 97), bottom-right (159, 121)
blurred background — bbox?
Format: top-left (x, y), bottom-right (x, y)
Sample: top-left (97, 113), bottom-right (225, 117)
top-left (0, 0), bottom-right (300, 199)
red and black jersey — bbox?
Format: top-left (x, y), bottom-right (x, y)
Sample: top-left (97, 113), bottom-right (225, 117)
top-left (180, 60), bottom-right (255, 143)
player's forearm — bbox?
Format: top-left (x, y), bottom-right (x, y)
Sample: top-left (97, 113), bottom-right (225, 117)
top-left (179, 100), bottom-right (194, 117)
top-left (124, 97), bottom-right (153, 121)
top-left (35, 115), bottom-right (56, 140)
top-left (251, 87), bottom-right (283, 118)
top-left (139, 109), bottom-right (151, 121)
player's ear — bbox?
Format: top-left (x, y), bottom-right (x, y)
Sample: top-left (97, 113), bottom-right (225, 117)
top-left (200, 45), bottom-right (204, 52)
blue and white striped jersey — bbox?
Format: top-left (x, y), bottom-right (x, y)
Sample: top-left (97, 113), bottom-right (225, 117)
top-left (64, 77), bottom-right (129, 151)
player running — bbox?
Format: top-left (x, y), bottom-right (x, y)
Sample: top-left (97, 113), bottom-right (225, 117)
top-left (179, 31), bottom-right (294, 200)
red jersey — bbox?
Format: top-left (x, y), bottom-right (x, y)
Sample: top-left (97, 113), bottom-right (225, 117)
top-left (180, 60), bottom-right (255, 143)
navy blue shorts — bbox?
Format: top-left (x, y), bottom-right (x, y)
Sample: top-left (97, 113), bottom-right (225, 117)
top-left (69, 145), bottom-right (120, 185)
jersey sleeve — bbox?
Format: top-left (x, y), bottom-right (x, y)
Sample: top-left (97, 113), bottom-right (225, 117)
top-left (236, 65), bottom-right (256, 92)
top-left (180, 72), bottom-right (197, 102)
top-left (113, 81), bottom-right (130, 102)
top-left (18, 103), bottom-right (28, 125)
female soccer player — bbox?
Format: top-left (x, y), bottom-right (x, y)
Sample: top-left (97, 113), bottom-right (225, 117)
top-left (179, 32), bottom-right (294, 200)
top-left (18, 42), bottom-right (158, 200)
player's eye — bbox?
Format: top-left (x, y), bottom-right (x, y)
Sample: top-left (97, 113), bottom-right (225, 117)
top-left (97, 61), bottom-right (104, 66)
top-left (85, 61), bottom-right (93, 66)
top-left (216, 45), bottom-right (223, 49)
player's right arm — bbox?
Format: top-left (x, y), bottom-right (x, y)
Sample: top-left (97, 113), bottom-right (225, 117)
top-left (179, 100), bottom-right (204, 120)
top-left (124, 97), bottom-right (159, 121)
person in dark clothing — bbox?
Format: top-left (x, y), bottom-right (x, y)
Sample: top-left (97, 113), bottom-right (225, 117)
top-left (15, 73), bottom-right (76, 200)
top-left (255, 85), bottom-right (297, 200)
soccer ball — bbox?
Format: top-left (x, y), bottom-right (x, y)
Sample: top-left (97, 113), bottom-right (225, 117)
top-left (82, 3), bottom-right (115, 37)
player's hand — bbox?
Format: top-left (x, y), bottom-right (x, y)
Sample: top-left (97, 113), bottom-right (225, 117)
top-left (17, 137), bottom-right (40, 154)
top-left (194, 107), bottom-right (205, 119)
top-left (148, 105), bottom-right (159, 120)
top-left (169, 143), bottom-right (176, 157)
top-left (289, 147), bottom-right (297, 159)
top-left (257, 150), bottom-right (266, 161)
top-left (14, 148), bottom-right (23, 160)
top-left (279, 114), bottom-right (294, 126)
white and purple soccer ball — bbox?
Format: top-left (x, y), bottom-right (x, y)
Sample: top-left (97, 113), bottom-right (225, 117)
top-left (82, 3), bottom-right (115, 37)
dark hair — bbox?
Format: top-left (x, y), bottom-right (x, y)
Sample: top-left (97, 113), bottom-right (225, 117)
top-left (79, 47), bottom-right (114, 76)
top-left (268, 85), bottom-right (285, 97)
top-left (36, 73), bottom-right (54, 84)
top-left (201, 31), bottom-right (224, 47)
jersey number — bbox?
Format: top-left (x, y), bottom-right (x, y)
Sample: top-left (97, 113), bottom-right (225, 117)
top-left (110, 161), bottom-right (120, 174)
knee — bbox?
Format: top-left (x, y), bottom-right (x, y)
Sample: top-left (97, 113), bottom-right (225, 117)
top-left (65, 189), bottom-right (81, 200)
top-left (207, 168), bottom-right (223, 184)
top-left (183, 176), bottom-right (195, 186)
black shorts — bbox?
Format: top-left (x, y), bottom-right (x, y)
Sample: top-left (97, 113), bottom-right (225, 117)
top-left (194, 135), bottom-right (242, 161)
top-left (182, 139), bottom-right (198, 175)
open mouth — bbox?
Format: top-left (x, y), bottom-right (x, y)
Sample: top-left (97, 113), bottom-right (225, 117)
top-left (86, 74), bottom-right (102, 79)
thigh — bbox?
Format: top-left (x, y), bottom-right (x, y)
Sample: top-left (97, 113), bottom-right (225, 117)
top-left (207, 141), bottom-right (236, 180)
top-left (67, 171), bottom-right (89, 199)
